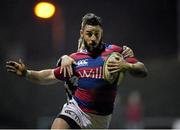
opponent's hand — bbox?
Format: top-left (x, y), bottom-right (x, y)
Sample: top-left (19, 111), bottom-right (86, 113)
top-left (6, 59), bottom-right (27, 77)
top-left (60, 55), bottom-right (76, 77)
top-left (107, 56), bottom-right (130, 74)
top-left (122, 46), bottom-right (134, 58)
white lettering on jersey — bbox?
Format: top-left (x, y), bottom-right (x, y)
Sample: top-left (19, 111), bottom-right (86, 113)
top-left (78, 69), bottom-right (93, 78)
top-left (78, 67), bottom-right (103, 79)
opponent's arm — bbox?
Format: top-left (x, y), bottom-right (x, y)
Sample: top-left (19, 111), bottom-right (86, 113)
top-left (25, 69), bottom-right (59, 85)
top-left (6, 60), bottom-right (59, 85)
top-left (56, 55), bottom-right (75, 77)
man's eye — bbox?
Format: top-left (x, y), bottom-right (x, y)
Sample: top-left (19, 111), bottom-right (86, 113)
top-left (87, 33), bottom-right (92, 37)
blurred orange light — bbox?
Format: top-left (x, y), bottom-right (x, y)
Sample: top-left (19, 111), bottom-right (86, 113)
top-left (34, 2), bottom-right (55, 19)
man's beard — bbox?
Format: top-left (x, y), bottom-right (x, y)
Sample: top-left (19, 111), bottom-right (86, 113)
top-left (83, 38), bottom-right (103, 53)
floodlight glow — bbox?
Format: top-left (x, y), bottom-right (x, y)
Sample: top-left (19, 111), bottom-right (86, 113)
top-left (34, 2), bottom-right (55, 19)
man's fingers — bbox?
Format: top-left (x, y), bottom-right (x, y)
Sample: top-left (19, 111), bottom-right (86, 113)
top-left (6, 65), bottom-right (16, 70)
top-left (66, 66), bottom-right (73, 77)
top-left (122, 49), bottom-right (129, 56)
top-left (66, 67), bottom-right (71, 77)
top-left (109, 69), bottom-right (120, 74)
top-left (60, 65), bottom-right (73, 77)
top-left (123, 50), bottom-right (132, 58)
top-left (107, 66), bottom-right (120, 70)
top-left (122, 46), bottom-right (127, 54)
top-left (6, 61), bottom-right (16, 66)
top-left (122, 46), bottom-right (134, 58)
top-left (60, 66), bottom-right (63, 74)
top-left (123, 45), bottom-right (127, 50)
top-left (67, 66), bottom-right (73, 77)
top-left (107, 63), bottom-right (120, 66)
top-left (69, 65), bottom-right (73, 76)
top-left (6, 61), bottom-right (20, 69)
top-left (63, 67), bottom-right (66, 77)
top-left (7, 68), bottom-right (16, 73)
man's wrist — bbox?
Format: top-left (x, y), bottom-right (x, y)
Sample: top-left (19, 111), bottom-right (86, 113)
top-left (22, 69), bottom-right (30, 78)
top-left (126, 62), bottom-right (133, 70)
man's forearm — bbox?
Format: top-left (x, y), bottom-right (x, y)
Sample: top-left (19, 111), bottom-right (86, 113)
top-left (127, 62), bottom-right (148, 77)
top-left (25, 69), bottom-right (59, 85)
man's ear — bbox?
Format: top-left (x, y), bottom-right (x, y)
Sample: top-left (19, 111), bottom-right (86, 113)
top-left (80, 29), bottom-right (83, 38)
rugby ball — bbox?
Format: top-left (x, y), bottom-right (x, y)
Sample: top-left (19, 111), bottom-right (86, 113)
top-left (103, 52), bottom-right (125, 86)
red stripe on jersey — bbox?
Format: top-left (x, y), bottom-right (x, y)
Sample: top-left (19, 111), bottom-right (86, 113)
top-left (74, 87), bottom-right (116, 102)
top-left (75, 88), bottom-right (94, 102)
top-left (70, 52), bottom-right (91, 60)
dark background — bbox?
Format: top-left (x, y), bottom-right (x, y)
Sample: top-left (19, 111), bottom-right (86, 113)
top-left (0, 0), bottom-right (179, 128)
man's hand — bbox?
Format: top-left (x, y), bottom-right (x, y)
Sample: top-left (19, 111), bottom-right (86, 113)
top-left (6, 59), bottom-right (27, 77)
top-left (107, 56), bottom-right (130, 74)
top-left (122, 45), bottom-right (134, 58)
top-left (58, 55), bottom-right (75, 77)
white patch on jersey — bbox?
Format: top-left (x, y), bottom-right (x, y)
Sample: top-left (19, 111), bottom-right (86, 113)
top-left (76, 59), bottom-right (88, 67)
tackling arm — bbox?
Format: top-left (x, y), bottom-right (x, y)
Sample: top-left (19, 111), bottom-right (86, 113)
top-left (25, 69), bottom-right (59, 85)
top-left (6, 60), bottom-right (60, 85)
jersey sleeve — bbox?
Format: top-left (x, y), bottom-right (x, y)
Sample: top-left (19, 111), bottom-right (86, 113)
top-left (53, 67), bottom-right (70, 81)
top-left (125, 57), bottom-right (138, 64)
top-left (111, 44), bottom-right (139, 64)
top-left (110, 44), bottom-right (123, 53)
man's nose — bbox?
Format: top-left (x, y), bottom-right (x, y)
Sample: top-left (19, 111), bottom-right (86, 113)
top-left (91, 35), bottom-right (96, 41)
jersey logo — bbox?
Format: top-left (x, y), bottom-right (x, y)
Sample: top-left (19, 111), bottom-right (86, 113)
top-left (76, 59), bottom-right (88, 67)
top-left (78, 67), bottom-right (104, 79)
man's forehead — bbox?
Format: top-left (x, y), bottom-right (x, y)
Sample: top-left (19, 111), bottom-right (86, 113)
top-left (83, 25), bottom-right (102, 32)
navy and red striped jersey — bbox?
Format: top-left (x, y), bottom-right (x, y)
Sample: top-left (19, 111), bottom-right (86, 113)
top-left (54, 43), bottom-right (138, 115)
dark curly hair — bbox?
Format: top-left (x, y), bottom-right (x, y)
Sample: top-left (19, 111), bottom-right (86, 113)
top-left (78, 13), bottom-right (103, 51)
top-left (81, 13), bottom-right (102, 29)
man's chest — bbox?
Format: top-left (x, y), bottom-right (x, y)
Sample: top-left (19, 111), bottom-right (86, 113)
top-left (74, 56), bottom-right (106, 79)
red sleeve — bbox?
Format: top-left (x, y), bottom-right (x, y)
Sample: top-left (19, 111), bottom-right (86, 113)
top-left (69, 53), bottom-right (77, 59)
top-left (125, 57), bottom-right (138, 64)
top-left (111, 44), bottom-right (123, 53)
top-left (111, 44), bottom-right (138, 64)
top-left (53, 67), bottom-right (70, 81)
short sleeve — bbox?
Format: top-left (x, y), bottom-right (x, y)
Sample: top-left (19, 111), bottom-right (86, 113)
top-left (53, 67), bottom-right (70, 81)
top-left (110, 44), bottom-right (123, 53)
top-left (125, 57), bottom-right (138, 64)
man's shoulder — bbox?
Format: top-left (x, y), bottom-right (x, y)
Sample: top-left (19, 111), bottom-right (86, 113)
top-left (69, 52), bottom-right (89, 60)
top-left (69, 52), bottom-right (80, 58)
top-left (104, 43), bottom-right (123, 52)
